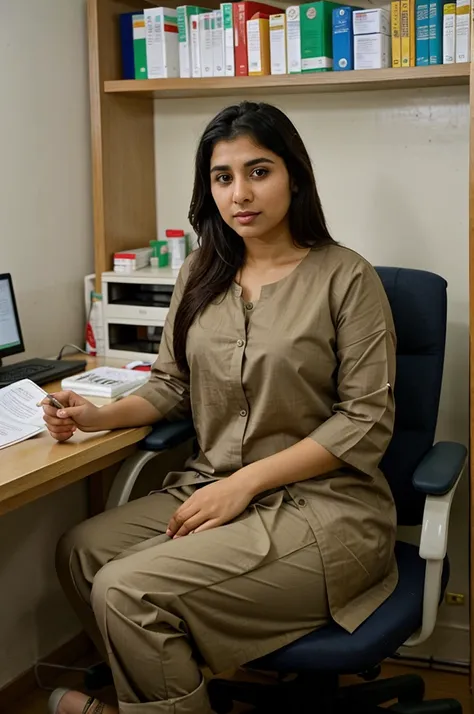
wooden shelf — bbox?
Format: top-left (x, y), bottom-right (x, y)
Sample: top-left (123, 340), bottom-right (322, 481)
top-left (104, 64), bottom-right (470, 99)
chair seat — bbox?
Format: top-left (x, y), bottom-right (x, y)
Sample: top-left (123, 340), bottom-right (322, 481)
top-left (248, 541), bottom-right (449, 674)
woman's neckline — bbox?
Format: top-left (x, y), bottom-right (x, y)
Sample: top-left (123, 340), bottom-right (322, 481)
top-left (232, 247), bottom-right (313, 301)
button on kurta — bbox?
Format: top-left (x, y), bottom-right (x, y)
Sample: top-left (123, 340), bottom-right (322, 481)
top-left (240, 409), bottom-right (247, 417)
top-left (237, 339), bottom-right (244, 347)
top-left (245, 302), bottom-right (254, 310)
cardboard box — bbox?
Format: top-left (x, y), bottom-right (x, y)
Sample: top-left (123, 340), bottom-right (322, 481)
top-left (333, 6), bottom-right (355, 70)
top-left (442, 2), bottom-right (456, 63)
top-left (415, 0), bottom-right (430, 64)
top-left (286, 5), bottom-right (302, 72)
top-left (221, 2), bottom-right (235, 75)
top-left (391, 0), bottom-right (402, 66)
top-left (354, 32), bottom-right (391, 68)
top-left (270, 13), bottom-right (287, 74)
top-left (455, 0), bottom-right (470, 62)
top-left (300, 1), bottom-right (341, 72)
top-left (144, 7), bottom-right (179, 78)
top-left (247, 13), bottom-right (270, 75)
top-left (353, 8), bottom-right (390, 35)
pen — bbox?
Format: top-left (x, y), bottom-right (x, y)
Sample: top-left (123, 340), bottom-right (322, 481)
top-left (36, 394), bottom-right (65, 410)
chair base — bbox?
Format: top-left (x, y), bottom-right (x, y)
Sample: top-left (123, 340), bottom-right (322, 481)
top-left (85, 662), bottom-right (463, 714)
top-left (207, 672), bottom-right (462, 714)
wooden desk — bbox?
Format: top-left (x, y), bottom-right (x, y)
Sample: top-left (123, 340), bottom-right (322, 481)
top-left (0, 358), bottom-right (151, 516)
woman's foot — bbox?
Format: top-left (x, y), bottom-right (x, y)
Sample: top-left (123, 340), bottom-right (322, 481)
top-left (50, 689), bottom-right (118, 714)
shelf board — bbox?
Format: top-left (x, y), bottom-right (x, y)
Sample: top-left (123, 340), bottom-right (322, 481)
top-left (104, 64), bottom-right (470, 99)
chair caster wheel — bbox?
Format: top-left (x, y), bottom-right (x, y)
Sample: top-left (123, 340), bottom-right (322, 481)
top-left (360, 665), bottom-right (382, 681)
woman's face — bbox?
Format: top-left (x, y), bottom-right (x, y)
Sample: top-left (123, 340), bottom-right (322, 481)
top-left (209, 135), bottom-right (292, 242)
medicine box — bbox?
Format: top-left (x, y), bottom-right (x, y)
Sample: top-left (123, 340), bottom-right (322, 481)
top-left (333, 6), bottom-right (356, 70)
top-left (353, 8), bottom-right (390, 35)
top-left (354, 32), bottom-right (391, 68)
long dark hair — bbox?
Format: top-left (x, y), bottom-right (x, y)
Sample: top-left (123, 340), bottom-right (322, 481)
top-left (173, 101), bottom-right (336, 373)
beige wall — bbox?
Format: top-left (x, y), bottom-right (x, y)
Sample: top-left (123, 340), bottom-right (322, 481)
top-left (154, 88), bottom-right (470, 663)
top-left (0, 0), bottom-right (92, 688)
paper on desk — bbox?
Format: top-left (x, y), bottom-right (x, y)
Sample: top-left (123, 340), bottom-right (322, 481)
top-left (0, 379), bottom-right (47, 449)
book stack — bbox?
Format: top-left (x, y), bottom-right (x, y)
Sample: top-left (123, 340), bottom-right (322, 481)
top-left (119, 1), bottom-right (471, 79)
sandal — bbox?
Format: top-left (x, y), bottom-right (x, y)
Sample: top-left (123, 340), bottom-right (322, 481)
top-left (48, 688), bottom-right (106, 714)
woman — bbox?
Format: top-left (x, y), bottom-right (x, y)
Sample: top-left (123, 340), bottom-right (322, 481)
top-left (44, 101), bottom-right (397, 714)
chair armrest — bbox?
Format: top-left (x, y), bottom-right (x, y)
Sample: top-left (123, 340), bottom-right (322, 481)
top-left (141, 419), bottom-right (196, 451)
top-left (105, 419), bottom-right (196, 511)
top-left (404, 441), bottom-right (466, 647)
top-left (412, 441), bottom-right (467, 496)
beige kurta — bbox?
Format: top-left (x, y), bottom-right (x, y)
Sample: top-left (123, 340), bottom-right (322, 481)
top-left (136, 243), bottom-right (398, 634)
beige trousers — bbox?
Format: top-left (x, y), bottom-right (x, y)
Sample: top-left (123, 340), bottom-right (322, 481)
top-left (56, 486), bottom-right (329, 714)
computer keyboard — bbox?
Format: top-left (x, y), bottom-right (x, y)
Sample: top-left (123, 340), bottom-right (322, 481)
top-left (0, 362), bottom-right (52, 386)
top-left (0, 358), bottom-right (87, 388)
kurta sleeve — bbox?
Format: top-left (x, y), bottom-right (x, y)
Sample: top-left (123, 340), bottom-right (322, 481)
top-left (309, 262), bottom-right (396, 477)
top-left (133, 256), bottom-right (193, 422)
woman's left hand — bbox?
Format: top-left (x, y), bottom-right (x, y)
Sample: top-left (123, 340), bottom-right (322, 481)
top-left (166, 476), bottom-right (254, 538)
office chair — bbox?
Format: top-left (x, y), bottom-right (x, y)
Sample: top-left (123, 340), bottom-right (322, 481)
top-left (103, 267), bottom-right (467, 714)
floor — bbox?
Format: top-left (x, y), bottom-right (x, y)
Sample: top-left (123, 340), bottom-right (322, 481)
top-left (13, 661), bottom-right (471, 714)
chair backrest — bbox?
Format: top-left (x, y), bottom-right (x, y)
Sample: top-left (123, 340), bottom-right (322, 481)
top-left (375, 267), bottom-right (447, 526)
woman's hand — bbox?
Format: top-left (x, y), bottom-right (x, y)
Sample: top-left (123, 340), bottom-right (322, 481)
top-left (40, 390), bottom-right (103, 442)
top-left (166, 476), bottom-right (254, 538)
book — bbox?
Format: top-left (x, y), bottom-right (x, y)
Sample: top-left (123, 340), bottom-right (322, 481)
top-left (221, 2), bottom-right (235, 75)
top-left (270, 13), bottom-right (287, 74)
top-left (61, 367), bottom-right (149, 399)
top-left (247, 13), bottom-right (271, 75)
top-left (416, 0), bottom-right (430, 64)
top-left (401, 0), bottom-right (415, 66)
top-left (212, 9), bottom-right (226, 76)
top-left (144, 7), bottom-right (179, 78)
top-left (443, 2), bottom-right (456, 63)
top-left (120, 12), bottom-right (136, 79)
top-left (333, 6), bottom-right (356, 71)
top-left (410, 0), bottom-right (416, 62)
top-left (391, 0), bottom-right (402, 66)
top-left (286, 5), bottom-right (302, 73)
top-left (300, 1), bottom-right (341, 73)
top-left (233, 1), bottom-right (279, 75)
top-left (199, 12), bottom-right (214, 77)
top-left (429, 0), bottom-right (445, 63)
top-left (455, 0), bottom-right (470, 62)
top-left (132, 13), bottom-right (148, 79)
top-left (191, 14), bottom-right (202, 76)
top-left (177, 6), bottom-right (209, 78)
top-left (0, 380), bottom-right (47, 450)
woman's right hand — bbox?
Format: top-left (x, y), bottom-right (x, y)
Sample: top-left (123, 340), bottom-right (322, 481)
top-left (40, 391), bottom-right (103, 442)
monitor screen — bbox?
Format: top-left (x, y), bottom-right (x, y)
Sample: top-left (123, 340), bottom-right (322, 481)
top-left (0, 274), bottom-right (25, 359)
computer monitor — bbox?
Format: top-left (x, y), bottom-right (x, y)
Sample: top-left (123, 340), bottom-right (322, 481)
top-left (0, 273), bottom-right (25, 365)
